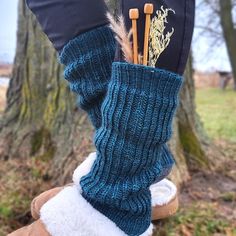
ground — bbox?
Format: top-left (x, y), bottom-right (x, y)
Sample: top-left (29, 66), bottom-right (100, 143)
top-left (153, 140), bottom-right (236, 236)
top-left (152, 88), bottom-right (236, 236)
top-left (196, 88), bottom-right (236, 142)
top-left (0, 84), bottom-right (235, 235)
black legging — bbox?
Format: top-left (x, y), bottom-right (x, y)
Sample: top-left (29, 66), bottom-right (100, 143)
top-left (120, 0), bottom-right (195, 74)
top-left (25, 0), bottom-right (108, 51)
top-left (26, 0), bottom-right (195, 74)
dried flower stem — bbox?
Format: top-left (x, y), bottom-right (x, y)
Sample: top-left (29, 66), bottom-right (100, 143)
top-left (107, 13), bottom-right (133, 63)
top-left (148, 6), bottom-right (175, 67)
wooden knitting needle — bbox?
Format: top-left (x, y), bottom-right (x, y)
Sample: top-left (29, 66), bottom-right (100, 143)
top-left (129, 8), bottom-right (139, 64)
top-left (143, 3), bottom-right (154, 66)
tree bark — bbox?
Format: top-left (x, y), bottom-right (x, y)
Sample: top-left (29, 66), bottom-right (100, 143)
top-left (219, 0), bottom-right (236, 90)
top-left (169, 54), bottom-right (209, 184)
top-left (0, 0), bottom-right (94, 184)
top-left (0, 0), bottom-right (209, 187)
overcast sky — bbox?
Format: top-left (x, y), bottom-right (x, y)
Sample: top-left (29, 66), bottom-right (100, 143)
top-left (0, 0), bottom-right (232, 72)
top-left (0, 0), bottom-right (18, 63)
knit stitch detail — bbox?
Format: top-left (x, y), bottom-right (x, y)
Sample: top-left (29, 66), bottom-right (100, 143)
top-left (58, 25), bottom-right (174, 187)
top-left (80, 62), bottom-right (183, 235)
top-left (59, 26), bottom-right (116, 128)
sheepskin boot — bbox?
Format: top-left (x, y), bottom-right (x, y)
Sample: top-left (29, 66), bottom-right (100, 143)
top-left (8, 220), bottom-right (50, 236)
top-left (8, 152), bottom-right (155, 236)
top-left (30, 153), bottom-right (178, 221)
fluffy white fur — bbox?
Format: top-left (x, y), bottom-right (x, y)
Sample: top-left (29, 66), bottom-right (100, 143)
top-left (40, 152), bottom-right (177, 235)
top-left (41, 153), bottom-right (154, 236)
top-left (73, 152), bottom-right (97, 192)
top-left (41, 185), bottom-right (125, 236)
top-left (150, 179), bottom-right (177, 206)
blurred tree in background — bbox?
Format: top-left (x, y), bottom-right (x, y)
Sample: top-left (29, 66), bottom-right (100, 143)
top-left (198, 0), bottom-right (236, 89)
top-left (0, 0), bottom-right (94, 184)
top-left (219, 0), bottom-right (236, 89)
top-left (0, 0), bottom-right (209, 187)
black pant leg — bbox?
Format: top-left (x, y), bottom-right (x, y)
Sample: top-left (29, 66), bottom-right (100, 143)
top-left (26, 0), bottom-right (108, 51)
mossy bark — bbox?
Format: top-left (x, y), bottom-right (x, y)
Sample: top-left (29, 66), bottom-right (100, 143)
top-left (0, 0), bottom-right (209, 187)
top-left (169, 55), bottom-right (209, 184)
top-left (0, 0), bottom-right (94, 184)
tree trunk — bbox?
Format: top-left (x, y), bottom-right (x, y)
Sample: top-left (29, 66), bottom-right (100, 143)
top-left (0, 0), bottom-right (94, 184)
top-left (219, 0), bottom-right (236, 90)
top-left (0, 0), bottom-right (209, 187)
top-left (169, 54), bottom-right (209, 184)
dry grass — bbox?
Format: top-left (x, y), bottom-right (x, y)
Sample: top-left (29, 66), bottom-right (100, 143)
top-left (154, 141), bottom-right (236, 236)
top-left (0, 86), bottom-right (7, 113)
top-left (0, 157), bottom-right (53, 235)
top-left (0, 64), bottom-right (12, 77)
top-left (196, 88), bottom-right (236, 142)
top-left (194, 71), bottom-right (234, 89)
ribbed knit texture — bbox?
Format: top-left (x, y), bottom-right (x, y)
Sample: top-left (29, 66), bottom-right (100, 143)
top-left (59, 26), bottom-right (116, 128)
top-left (59, 26), bottom-right (180, 234)
top-left (58, 25), bottom-right (174, 183)
top-left (80, 62), bottom-right (183, 235)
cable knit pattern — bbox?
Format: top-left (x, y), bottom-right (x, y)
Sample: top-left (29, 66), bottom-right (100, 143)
top-left (59, 26), bottom-right (116, 128)
top-left (80, 62), bottom-right (183, 235)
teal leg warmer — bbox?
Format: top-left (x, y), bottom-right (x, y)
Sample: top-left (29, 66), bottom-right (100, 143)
top-left (80, 62), bottom-right (183, 235)
top-left (59, 26), bottom-right (174, 184)
top-left (59, 26), bottom-right (116, 129)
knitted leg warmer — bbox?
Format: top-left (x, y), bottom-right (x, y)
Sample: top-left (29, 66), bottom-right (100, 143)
top-left (80, 62), bottom-right (183, 235)
top-left (59, 26), bottom-right (116, 128)
top-left (59, 26), bottom-right (175, 184)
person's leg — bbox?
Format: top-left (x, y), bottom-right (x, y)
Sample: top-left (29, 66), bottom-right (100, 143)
top-left (27, 150), bottom-right (176, 225)
top-left (26, 0), bottom-right (116, 128)
top-left (78, 1), bottom-right (195, 235)
top-left (26, 0), bottom-right (194, 129)
top-left (26, 0), bottom-right (175, 182)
